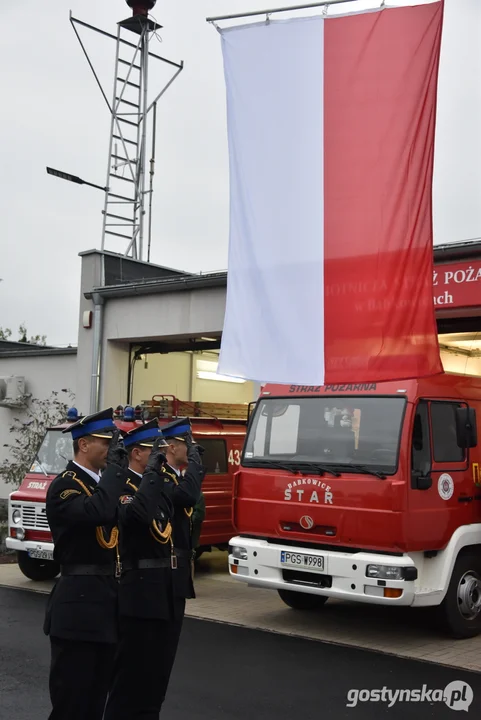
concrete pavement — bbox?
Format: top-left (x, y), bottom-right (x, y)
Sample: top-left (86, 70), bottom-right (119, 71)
top-left (0, 551), bottom-right (480, 673)
top-left (0, 585), bottom-right (480, 719)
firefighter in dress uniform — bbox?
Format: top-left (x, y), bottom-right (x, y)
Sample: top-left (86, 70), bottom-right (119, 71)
top-left (43, 408), bottom-right (130, 720)
top-left (104, 417), bottom-right (205, 719)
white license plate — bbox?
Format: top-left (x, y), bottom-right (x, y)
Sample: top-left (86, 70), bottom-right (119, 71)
top-left (280, 551), bottom-right (324, 571)
top-left (28, 548), bottom-right (53, 561)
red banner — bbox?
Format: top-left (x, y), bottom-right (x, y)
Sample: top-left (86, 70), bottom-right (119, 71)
top-left (324, 2), bottom-right (445, 384)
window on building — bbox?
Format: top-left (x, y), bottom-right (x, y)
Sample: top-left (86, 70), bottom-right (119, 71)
top-left (199, 439), bottom-right (227, 474)
top-left (431, 402), bottom-right (464, 463)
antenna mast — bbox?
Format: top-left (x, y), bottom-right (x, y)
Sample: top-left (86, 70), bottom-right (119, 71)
top-left (70, 0), bottom-right (183, 261)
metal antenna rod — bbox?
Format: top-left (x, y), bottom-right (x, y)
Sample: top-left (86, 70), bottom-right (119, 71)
top-left (138, 23), bottom-right (150, 261)
top-left (147, 102), bottom-right (157, 263)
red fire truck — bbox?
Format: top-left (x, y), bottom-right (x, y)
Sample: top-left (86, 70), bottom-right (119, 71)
top-left (7, 397), bottom-right (247, 581)
top-left (228, 374), bottom-right (481, 638)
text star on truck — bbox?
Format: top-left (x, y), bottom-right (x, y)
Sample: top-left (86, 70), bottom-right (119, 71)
top-left (7, 396), bottom-right (247, 581)
top-left (228, 374), bottom-right (481, 638)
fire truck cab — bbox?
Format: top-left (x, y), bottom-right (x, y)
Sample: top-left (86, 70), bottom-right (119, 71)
top-left (7, 398), bottom-right (247, 581)
top-left (229, 373), bottom-right (481, 638)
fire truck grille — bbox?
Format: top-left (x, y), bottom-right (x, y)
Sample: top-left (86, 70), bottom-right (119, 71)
top-left (21, 505), bottom-right (50, 530)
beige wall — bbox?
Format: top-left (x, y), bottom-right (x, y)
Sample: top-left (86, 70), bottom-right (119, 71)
top-left (193, 352), bottom-right (254, 403)
top-left (440, 348), bottom-right (481, 376)
top-left (130, 350), bottom-right (254, 406)
top-left (193, 375), bottom-right (253, 403)
top-left (101, 341), bottom-right (131, 409)
top-left (131, 352), bottom-right (192, 406)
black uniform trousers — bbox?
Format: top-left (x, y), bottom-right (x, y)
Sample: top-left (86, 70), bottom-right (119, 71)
top-left (48, 636), bottom-right (116, 720)
top-left (104, 599), bottom-right (186, 720)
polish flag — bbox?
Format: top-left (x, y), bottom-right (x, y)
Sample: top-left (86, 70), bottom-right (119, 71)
top-left (217, 2), bottom-right (445, 385)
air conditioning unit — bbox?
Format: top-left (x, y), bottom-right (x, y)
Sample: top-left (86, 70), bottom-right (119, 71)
top-left (0, 376), bottom-right (28, 408)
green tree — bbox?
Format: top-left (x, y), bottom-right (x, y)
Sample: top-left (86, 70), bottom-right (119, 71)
top-left (0, 390), bottom-right (74, 487)
top-left (0, 325), bottom-right (47, 346)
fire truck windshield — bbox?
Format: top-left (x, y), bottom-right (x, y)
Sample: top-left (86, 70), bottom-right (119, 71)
top-left (30, 430), bottom-right (73, 476)
top-left (243, 396), bottom-right (406, 475)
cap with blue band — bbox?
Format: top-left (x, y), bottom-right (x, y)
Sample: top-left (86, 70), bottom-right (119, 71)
top-left (123, 418), bottom-right (166, 449)
top-left (160, 417), bottom-right (192, 442)
top-left (63, 408), bottom-right (117, 440)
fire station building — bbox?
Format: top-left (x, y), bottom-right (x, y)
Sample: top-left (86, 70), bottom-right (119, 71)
top-left (73, 239), bottom-right (481, 418)
top-left (2, 238), bottom-right (481, 502)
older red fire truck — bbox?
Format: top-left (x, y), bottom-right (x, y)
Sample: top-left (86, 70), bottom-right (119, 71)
top-left (7, 397), bottom-right (247, 581)
top-left (228, 374), bottom-right (481, 638)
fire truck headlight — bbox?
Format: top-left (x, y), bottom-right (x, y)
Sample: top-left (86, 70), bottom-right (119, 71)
top-left (16, 527), bottom-right (26, 541)
top-left (366, 564), bottom-right (405, 581)
top-left (12, 509), bottom-right (21, 524)
top-left (231, 546), bottom-right (248, 561)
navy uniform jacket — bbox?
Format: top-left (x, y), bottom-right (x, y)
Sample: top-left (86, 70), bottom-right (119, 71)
top-left (43, 460), bottom-right (126, 644)
top-left (117, 460), bottom-right (205, 620)
top-left (162, 462), bottom-right (206, 591)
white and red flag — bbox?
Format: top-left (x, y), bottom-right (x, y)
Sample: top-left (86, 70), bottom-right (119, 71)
top-left (217, 2), bottom-right (445, 385)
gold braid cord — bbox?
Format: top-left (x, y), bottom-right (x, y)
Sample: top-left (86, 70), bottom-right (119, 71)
top-left (163, 468), bottom-right (193, 518)
top-left (70, 476), bottom-right (119, 550)
top-left (126, 477), bottom-right (173, 546)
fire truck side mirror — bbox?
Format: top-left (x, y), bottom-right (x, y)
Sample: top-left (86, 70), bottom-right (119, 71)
top-left (413, 471), bottom-right (432, 491)
top-left (456, 407), bottom-right (478, 449)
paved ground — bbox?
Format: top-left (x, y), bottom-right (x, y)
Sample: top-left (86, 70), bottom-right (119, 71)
top-left (1, 551), bottom-right (480, 673)
top-left (1, 585), bottom-right (480, 720)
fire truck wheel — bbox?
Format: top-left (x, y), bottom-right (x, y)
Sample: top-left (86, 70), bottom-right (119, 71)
top-left (439, 554), bottom-right (481, 639)
top-left (16, 551), bottom-right (60, 581)
top-left (277, 589), bottom-right (329, 610)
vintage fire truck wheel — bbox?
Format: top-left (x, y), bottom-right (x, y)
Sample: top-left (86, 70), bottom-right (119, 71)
top-left (278, 589), bottom-right (329, 610)
top-left (439, 554), bottom-right (481, 639)
top-left (17, 551), bottom-right (60, 581)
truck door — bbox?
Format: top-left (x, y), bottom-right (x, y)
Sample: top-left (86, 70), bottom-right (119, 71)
top-left (198, 437), bottom-right (236, 545)
top-left (408, 399), bottom-right (473, 550)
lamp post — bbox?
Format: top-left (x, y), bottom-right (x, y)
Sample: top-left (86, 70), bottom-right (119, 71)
top-left (46, 167), bottom-right (107, 193)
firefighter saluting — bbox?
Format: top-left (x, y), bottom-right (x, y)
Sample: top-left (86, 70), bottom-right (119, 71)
top-left (104, 417), bottom-right (206, 719)
top-left (43, 408), bottom-right (129, 720)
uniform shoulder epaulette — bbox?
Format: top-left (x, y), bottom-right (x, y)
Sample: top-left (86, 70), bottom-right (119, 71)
top-left (162, 467), bottom-right (178, 483)
top-left (61, 470), bottom-right (78, 480)
top-left (60, 488), bottom-right (82, 500)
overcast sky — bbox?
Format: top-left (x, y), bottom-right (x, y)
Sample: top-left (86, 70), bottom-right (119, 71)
top-left (0, 0), bottom-right (480, 346)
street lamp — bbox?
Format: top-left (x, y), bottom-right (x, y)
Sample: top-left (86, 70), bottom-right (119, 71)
top-left (46, 167), bottom-right (107, 192)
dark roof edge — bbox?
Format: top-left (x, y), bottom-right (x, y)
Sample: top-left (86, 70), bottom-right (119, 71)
top-left (78, 248), bottom-right (190, 276)
top-left (85, 272), bottom-right (228, 300)
top-left (434, 239), bottom-right (481, 262)
top-left (83, 242), bottom-right (481, 300)
top-left (0, 348), bottom-right (77, 359)
top-left (0, 340), bottom-right (55, 350)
